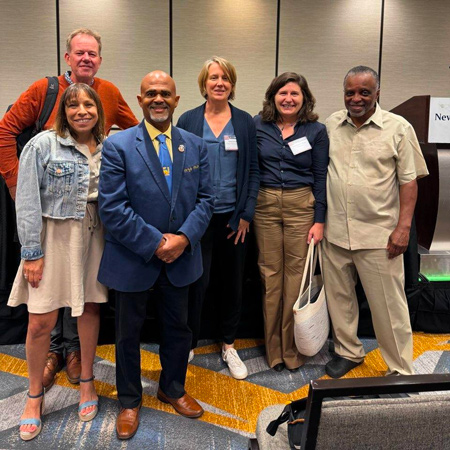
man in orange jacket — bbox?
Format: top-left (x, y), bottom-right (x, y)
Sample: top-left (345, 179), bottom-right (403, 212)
top-left (0, 27), bottom-right (138, 390)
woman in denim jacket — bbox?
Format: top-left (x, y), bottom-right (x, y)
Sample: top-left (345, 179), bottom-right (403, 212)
top-left (8, 84), bottom-right (107, 440)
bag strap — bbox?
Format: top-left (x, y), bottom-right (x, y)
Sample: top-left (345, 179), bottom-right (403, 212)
top-left (266, 397), bottom-right (308, 435)
top-left (266, 404), bottom-right (292, 436)
top-left (308, 241), bottom-right (320, 303)
top-left (298, 238), bottom-right (314, 301)
top-left (299, 238), bottom-right (319, 305)
top-left (35, 76), bottom-right (59, 132)
top-left (317, 241), bottom-right (323, 274)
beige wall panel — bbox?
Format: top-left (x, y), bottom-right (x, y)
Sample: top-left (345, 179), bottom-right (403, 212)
top-left (279, 0), bottom-right (381, 121)
top-left (0, 0), bottom-right (57, 115)
top-left (173, 0), bottom-right (277, 120)
top-left (59, 0), bottom-right (170, 122)
top-left (382, 0), bottom-right (450, 112)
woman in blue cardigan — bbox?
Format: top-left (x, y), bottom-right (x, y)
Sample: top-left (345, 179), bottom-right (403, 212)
top-left (177, 56), bottom-right (259, 379)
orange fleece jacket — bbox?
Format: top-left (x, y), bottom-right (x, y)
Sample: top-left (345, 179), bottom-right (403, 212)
top-left (0, 75), bottom-right (139, 188)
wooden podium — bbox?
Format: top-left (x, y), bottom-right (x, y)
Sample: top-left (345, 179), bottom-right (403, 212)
top-left (391, 95), bottom-right (450, 253)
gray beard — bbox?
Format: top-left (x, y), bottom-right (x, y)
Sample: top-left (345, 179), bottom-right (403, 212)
top-left (150, 110), bottom-right (169, 123)
top-left (349, 110), bottom-right (366, 117)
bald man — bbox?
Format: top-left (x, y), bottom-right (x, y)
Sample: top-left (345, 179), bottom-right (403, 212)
top-left (98, 71), bottom-right (213, 439)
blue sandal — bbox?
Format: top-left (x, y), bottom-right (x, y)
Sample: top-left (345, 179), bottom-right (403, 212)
top-left (78, 376), bottom-right (99, 422)
top-left (19, 390), bottom-right (45, 441)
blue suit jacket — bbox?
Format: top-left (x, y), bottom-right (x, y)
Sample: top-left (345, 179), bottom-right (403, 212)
top-left (98, 120), bottom-right (214, 292)
top-left (177, 103), bottom-right (260, 231)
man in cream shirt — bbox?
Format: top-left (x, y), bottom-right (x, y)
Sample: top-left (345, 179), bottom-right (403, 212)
top-left (322, 66), bottom-right (428, 378)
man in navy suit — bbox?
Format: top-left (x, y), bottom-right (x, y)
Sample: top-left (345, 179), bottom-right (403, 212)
top-left (98, 71), bottom-right (214, 440)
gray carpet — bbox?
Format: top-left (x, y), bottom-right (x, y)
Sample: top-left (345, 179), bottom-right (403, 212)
top-left (0, 334), bottom-right (448, 449)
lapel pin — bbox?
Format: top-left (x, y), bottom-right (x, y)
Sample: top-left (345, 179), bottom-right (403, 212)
top-left (178, 144), bottom-right (185, 153)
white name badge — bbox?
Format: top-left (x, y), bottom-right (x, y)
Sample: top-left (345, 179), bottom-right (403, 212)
top-left (288, 137), bottom-right (312, 155)
top-left (224, 135), bottom-right (238, 151)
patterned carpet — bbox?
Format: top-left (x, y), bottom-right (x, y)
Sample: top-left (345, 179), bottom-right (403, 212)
top-left (0, 333), bottom-right (449, 449)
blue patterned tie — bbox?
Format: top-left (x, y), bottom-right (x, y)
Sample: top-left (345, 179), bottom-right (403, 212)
top-left (156, 134), bottom-right (172, 195)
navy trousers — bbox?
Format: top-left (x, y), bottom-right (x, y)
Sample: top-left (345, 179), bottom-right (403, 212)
top-left (188, 211), bottom-right (247, 348)
top-left (49, 308), bottom-right (80, 354)
top-left (115, 268), bottom-right (191, 408)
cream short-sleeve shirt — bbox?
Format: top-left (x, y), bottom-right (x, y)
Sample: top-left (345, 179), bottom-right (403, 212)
top-left (324, 104), bottom-right (428, 250)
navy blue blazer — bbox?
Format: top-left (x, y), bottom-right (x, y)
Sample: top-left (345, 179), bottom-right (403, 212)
top-left (176, 103), bottom-right (259, 231)
top-left (98, 121), bottom-right (214, 292)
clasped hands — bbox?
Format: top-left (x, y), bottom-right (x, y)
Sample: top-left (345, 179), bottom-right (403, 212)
top-left (155, 233), bottom-right (189, 264)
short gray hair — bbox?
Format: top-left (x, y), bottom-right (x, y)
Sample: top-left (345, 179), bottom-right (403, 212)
top-left (344, 66), bottom-right (380, 89)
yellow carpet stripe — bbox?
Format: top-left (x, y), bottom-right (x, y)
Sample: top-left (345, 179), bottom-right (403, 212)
top-left (0, 353), bottom-right (28, 377)
top-left (97, 345), bottom-right (299, 433)
top-left (412, 333), bottom-right (450, 359)
top-left (96, 346), bottom-right (259, 430)
top-left (1, 332), bottom-right (449, 434)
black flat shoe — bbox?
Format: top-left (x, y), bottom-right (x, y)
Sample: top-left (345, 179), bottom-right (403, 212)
top-left (273, 363), bottom-right (285, 372)
top-left (325, 356), bottom-right (363, 378)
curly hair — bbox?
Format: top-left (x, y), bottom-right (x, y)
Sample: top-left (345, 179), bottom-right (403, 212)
top-left (261, 72), bottom-right (318, 124)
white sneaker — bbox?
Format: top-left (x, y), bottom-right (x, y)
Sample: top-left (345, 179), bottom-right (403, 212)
top-left (222, 348), bottom-right (248, 379)
top-left (188, 350), bottom-right (194, 363)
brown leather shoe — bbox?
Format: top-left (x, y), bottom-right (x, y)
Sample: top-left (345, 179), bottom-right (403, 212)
top-left (66, 350), bottom-right (81, 384)
top-left (157, 387), bottom-right (204, 418)
top-left (43, 352), bottom-right (64, 391)
top-left (116, 405), bottom-right (141, 440)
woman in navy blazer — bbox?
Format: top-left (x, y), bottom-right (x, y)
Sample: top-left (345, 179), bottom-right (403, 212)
top-left (177, 56), bottom-right (259, 379)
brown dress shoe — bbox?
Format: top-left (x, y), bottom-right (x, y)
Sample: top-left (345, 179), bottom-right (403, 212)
top-left (116, 405), bottom-right (141, 440)
top-left (66, 350), bottom-right (81, 384)
top-left (43, 352), bottom-right (64, 391)
top-left (157, 388), bottom-right (204, 418)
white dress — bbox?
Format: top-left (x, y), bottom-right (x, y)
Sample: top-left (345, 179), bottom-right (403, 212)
top-left (8, 143), bottom-right (108, 317)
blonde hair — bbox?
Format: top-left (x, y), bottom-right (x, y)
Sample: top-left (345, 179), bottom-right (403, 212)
top-left (66, 28), bottom-right (102, 55)
top-left (197, 56), bottom-right (237, 101)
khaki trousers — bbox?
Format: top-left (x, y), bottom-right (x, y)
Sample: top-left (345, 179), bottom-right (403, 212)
top-left (253, 186), bottom-right (314, 369)
top-left (321, 238), bottom-right (414, 375)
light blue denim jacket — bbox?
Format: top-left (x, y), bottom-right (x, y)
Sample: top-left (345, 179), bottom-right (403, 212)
top-left (16, 130), bottom-right (95, 260)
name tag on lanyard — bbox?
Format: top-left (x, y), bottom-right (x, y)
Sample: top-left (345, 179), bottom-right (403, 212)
top-left (224, 135), bottom-right (238, 151)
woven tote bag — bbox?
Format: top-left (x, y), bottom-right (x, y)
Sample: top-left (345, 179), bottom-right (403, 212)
top-left (293, 239), bottom-right (329, 357)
